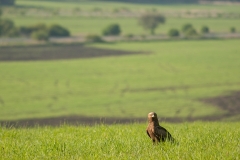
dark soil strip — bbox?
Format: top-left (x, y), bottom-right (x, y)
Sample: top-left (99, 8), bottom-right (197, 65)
top-left (0, 44), bottom-right (145, 61)
top-left (200, 91), bottom-right (240, 114)
top-left (129, 83), bottom-right (240, 93)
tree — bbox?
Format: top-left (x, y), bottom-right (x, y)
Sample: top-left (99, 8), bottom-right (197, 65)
top-left (230, 27), bottom-right (236, 33)
top-left (181, 23), bottom-right (198, 37)
top-left (185, 28), bottom-right (198, 37)
top-left (102, 24), bottom-right (121, 36)
top-left (182, 23), bottom-right (193, 33)
top-left (0, 0), bottom-right (15, 5)
top-left (168, 28), bottom-right (179, 37)
top-left (201, 26), bottom-right (209, 34)
top-left (48, 24), bottom-right (70, 37)
top-left (31, 30), bottom-right (49, 41)
top-left (138, 13), bottom-right (165, 35)
top-left (0, 19), bottom-right (15, 36)
top-left (19, 23), bottom-right (48, 36)
top-left (4, 27), bottom-right (19, 37)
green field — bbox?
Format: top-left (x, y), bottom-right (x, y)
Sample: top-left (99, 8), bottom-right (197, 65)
top-left (15, 0), bottom-right (240, 13)
top-left (1, 0), bottom-right (240, 121)
top-left (1, 122), bottom-right (240, 159)
top-left (1, 0), bottom-right (240, 35)
top-left (1, 39), bottom-right (240, 120)
top-left (1, 1), bottom-right (240, 159)
top-left (7, 17), bottom-right (240, 35)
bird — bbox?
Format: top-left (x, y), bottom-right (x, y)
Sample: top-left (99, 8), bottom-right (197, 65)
top-left (146, 112), bottom-right (175, 144)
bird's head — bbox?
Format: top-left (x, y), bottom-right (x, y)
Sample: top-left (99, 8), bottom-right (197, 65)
top-left (148, 112), bottom-right (158, 122)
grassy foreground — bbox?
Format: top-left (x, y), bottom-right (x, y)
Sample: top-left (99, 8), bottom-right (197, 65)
top-left (0, 122), bottom-right (239, 159)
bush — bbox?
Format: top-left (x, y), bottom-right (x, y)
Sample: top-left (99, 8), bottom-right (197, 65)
top-left (19, 23), bottom-right (47, 36)
top-left (19, 26), bottom-right (33, 36)
top-left (31, 23), bottom-right (47, 32)
top-left (31, 30), bottom-right (49, 41)
top-left (19, 23), bottom-right (70, 38)
top-left (6, 27), bottom-right (20, 37)
top-left (230, 27), bottom-right (236, 33)
top-left (85, 34), bottom-right (103, 43)
top-left (182, 23), bottom-right (193, 33)
top-left (0, 19), bottom-right (14, 35)
top-left (0, 18), bottom-right (19, 37)
top-left (102, 24), bottom-right (121, 36)
top-left (181, 23), bottom-right (198, 37)
top-left (168, 29), bottom-right (179, 37)
top-left (201, 26), bottom-right (209, 34)
top-left (185, 28), bottom-right (198, 37)
top-left (48, 24), bottom-right (70, 37)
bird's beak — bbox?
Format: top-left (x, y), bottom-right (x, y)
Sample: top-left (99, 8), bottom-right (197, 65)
top-left (151, 115), bottom-right (155, 117)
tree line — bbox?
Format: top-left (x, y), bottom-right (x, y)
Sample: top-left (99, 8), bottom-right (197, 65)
top-left (0, 8), bottom-right (70, 40)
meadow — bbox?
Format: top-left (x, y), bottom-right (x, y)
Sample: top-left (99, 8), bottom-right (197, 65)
top-left (1, 0), bottom-right (240, 122)
top-left (9, 17), bottom-right (240, 36)
top-left (1, 1), bottom-right (240, 159)
top-left (1, 1), bottom-right (240, 158)
top-left (1, 0), bottom-right (240, 35)
top-left (1, 122), bottom-right (240, 159)
top-left (1, 39), bottom-right (240, 121)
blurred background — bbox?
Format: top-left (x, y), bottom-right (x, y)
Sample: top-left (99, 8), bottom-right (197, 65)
top-left (0, 0), bottom-right (240, 126)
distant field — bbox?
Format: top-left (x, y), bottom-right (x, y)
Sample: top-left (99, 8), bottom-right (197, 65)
top-left (1, 0), bottom-right (239, 35)
top-left (15, 0), bottom-right (240, 13)
top-left (1, 0), bottom-right (240, 122)
top-left (1, 122), bottom-right (240, 159)
top-left (8, 17), bottom-right (240, 35)
top-left (0, 39), bottom-right (240, 121)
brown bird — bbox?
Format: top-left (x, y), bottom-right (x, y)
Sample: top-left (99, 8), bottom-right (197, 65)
top-left (146, 112), bottom-right (175, 144)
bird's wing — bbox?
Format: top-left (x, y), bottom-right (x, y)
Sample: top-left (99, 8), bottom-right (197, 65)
top-left (146, 129), bottom-right (151, 138)
top-left (155, 126), bottom-right (174, 141)
top-left (154, 126), bottom-right (168, 137)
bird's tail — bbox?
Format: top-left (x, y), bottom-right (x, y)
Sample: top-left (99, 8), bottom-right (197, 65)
top-left (167, 133), bottom-right (178, 144)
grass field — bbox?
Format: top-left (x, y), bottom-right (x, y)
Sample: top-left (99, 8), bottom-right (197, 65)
top-left (15, 0), bottom-right (240, 13)
top-left (1, 122), bottom-right (240, 159)
top-left (1, 39), bottom-right (240, 121)
top-left (1, 1), bottom-right (240, 159)
top-left (1, 0), bottom-right (240, 35)
top-left (1, 0), bottom-right (240, 122)
top-left (7, 17), bottom-right (240, 35)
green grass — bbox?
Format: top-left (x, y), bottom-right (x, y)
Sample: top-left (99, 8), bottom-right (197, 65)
top-left (1, 0), bottom-right (240, 35)
top-left (6, 16), bottom-right (240, 35)
top-left (0, 39), bottom-right (240, 120)
top-left (1, 122), bottom-right (240, 159)
top-left (15, 0), bottom-right (240, 13)
top-left (1, 0), bottom-right (240, 120)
